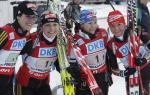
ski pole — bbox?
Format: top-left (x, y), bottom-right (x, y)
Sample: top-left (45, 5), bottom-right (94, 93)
top-left (106, 0), bottom-right (116, 10)
top-left (47, 0), bottom-right (50, 9)
top-left (148, 80), bottom-right (150, 95)
top-left (137, 67), bottom-right (144, 95)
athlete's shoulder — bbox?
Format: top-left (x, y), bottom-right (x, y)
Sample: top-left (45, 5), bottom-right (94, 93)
top-left (73, 33), bottom-right (86, 46)
top-left (98, 28), bottom-right (107, 32)
top-left (0, 27), bottom-right (8, 38)
top-left (0, 25), bottom-right (11, 49)
top-left (74, 33), bottom-right (82, 40)
top-left (1, 24), bottom-right (14, 34)
top-left (97, 28), bottom-right (108, 38)
top-left (30, 32), bottom-right (38, 40)
top-left (107, 37), bottom-right (114, 48)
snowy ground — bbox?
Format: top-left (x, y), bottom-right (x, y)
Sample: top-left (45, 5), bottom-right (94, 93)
top-left (13, 2), bottom-right (150, 95)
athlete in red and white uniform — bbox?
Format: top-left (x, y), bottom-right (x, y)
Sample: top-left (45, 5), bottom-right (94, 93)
top-left (0, 1), bottom-right (37, 95)
top-left (67, 9), bottom-right (113, 95)
top-left (107, 10), bottom-right (150, 95)
top-left (16, 11), bottom-right (60, 95)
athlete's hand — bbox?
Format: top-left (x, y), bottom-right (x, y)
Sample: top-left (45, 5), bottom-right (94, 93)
top-left (92, 87), bottom-right (103, 95)
top-left (135, 57), bottom-right (147, 66)
top-left (124, 67), bottom-right (136, 76)
top-left (119, 67), bottom-right (136, 77)
top-left (66, 63), bottom-right (80, 80)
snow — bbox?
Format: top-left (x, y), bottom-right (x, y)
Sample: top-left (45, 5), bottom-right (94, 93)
top-left (8, 2), bottom-right (150, 95)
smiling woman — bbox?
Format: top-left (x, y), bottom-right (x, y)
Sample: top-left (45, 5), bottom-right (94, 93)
top-left (16, 10), bottom-right (61, 95)
top-left (0, 1), bottom-right (37, 95)
top-left (40, 11), bottom-right (59, 40)
top-left (17, 14), bottom-right (37, 32)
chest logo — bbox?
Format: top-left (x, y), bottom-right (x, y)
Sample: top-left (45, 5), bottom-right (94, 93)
top-left (119, 43), bottom-right (129, 56)
top-left (39, 47), bottom-right (57, 57)
top-left (11, 38), bottom-right (26, 50)
top-left (86, 39), bottom-right (104, 53)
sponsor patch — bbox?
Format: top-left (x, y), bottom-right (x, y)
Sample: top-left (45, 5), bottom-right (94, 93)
top-left (39, 47), bottom-right (57, 57)
top-left (119, 43), bottom-right (129, 56)
top-left (10, 38), bottom-right (26, 50)
top-left (86, 39), bottom-right (104, 53)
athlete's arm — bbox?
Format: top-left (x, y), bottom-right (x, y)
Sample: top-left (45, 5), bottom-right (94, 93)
top-left (0, 29), bottom-right (8, 49)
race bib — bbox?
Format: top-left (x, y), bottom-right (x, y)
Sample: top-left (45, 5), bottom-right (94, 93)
top-left (85, 49), bottom-right (106, 69)
top-left (28, 58), bottom-right (56, 73)
top-left (2, 53), bottom-right (19, 67)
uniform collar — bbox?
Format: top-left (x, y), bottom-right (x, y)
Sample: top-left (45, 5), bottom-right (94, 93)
top-left (41, 32), bottom-right (57, 45)
top-left (78, 28), bottom-right (99, 40)
top-left (78, 30), bottom-right (90, 39)
top-left (113, 30), bottom-right (128, 42)
top-left (12, 20), bottom-right (28, 37)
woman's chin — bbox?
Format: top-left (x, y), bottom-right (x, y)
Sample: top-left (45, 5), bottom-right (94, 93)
top-left (47, 34), bottom-right (56, 38)
top-left (115, 34), bottom-right (123, 37)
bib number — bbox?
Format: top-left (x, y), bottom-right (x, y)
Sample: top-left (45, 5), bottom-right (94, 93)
top-left (85, 49), bottom-right (106, 69)
top-left (35, 60), bottom-right (52, 70)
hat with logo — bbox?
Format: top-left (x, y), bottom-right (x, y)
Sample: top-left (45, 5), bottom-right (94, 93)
top-left (80, 9), bottom-right (97, 24)
top-left (17, 1), bottom-right (37, 16)
top-left (107, 10), bottom-right (125, 27)
top-left (40, 11), bottom-right (59, 25)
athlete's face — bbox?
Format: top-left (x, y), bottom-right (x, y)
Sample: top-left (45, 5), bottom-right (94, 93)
top-left (42, 22), bottom-right (59, 38)
top-left (110, 23), bottom-right (126, 37)
top-left (17, 14), bottom-right (36, 31)
top-left (81, 21), bottom-right (98, 34)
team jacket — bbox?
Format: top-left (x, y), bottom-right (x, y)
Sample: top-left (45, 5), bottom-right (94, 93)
top-left (16, 33), bottom-right (59, 86)
top-left (0, 21), bottom-right (31, 75)
top-left (70, 28), bottom-right (109, 74)
top-left (107, 35), bottom-right (130, 68)
top-left (107, 29), bottom-right (148, 70)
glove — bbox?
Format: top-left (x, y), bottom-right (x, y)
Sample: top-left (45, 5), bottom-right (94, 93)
top-left (92, 87), bottom-right (103, 95)
top-left (135, 57), bottom-right (147, 66)
top-left (105, 72), bottom-right (113, 86)
top-left (66, 20), bottom-right (73, 29)
top-left (119, 67), bottom-right (136, 77)
top-left (66, 63), bottom-right (81, 81)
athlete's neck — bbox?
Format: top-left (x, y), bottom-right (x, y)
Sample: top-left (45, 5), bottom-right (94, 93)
top-left (116, 36), bottom-right (124, 41)
top-left (42, 32), bottom-right (56, 42)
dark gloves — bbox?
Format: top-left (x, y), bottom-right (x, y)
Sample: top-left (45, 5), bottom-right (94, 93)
top-left (92, 87), bottom-right (103, 95)
top-left (119, 67), bottom-right (136, 77)
top-left (66, 20), bottom-right (73, 29)
top-left (105, 72), bottom-right (113, 86)
top-left (135, 57), bottom-right (147, 66)
top-left (66, 62), bottom-right (81, 81)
